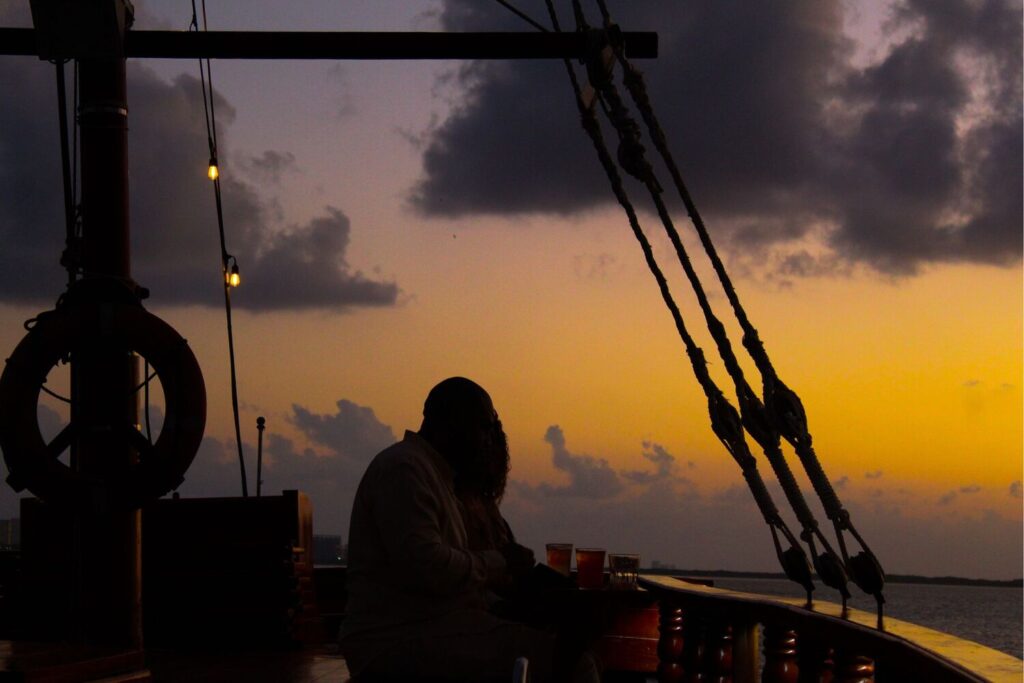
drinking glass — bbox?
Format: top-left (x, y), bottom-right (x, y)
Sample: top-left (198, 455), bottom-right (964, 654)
top-left (608, 553), bottom-right (640, 589)
top-left (545, 543), bottom-right (573, 576)
top-left (575, 548), bottom-right (606, 589)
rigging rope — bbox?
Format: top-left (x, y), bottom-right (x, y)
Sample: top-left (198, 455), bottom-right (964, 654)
top-left (190, 0), bottom-right (249, 497)
top-left (54, 59), bottom-right (77, 286)
top-left (542, 0), bottom-right (816, 602)
top-left (586, 0), bottom-right (883, 615)
top-left (575, 0), bottom-right (852, 608)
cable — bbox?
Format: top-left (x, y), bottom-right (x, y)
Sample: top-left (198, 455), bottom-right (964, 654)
top-left (54, 59), bottom-right (76, 286)
top-left (492, 0), bottom-right (550, 32)
top-left (41, 384), bottom-right (71, 404)
top-left (144, 359), bottom-right (153, 444)
top-left (191, 0), bottom-right (249, 497)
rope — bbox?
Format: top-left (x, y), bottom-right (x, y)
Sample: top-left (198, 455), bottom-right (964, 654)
top-left (191, 0), bottom-right (249, 497)
top-left (492, 0), bottom-right (550, 33)
top-left (544, 0), bottom-right (814, 598)
top-left (590, 0), bottom-right (882, 608)
top-left (582, 1), bottom-right (849, 601)
top-left (54, 60), bottom-right (77, 286)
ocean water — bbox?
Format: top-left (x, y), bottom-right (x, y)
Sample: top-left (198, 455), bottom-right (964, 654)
top-left (710, 577), bottom-right (1023, 659)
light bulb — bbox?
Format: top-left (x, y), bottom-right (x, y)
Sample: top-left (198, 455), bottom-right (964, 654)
top-left (208, 158), bottom-right (219, 180)
top-left (227, 263), bottom-right (240, 287)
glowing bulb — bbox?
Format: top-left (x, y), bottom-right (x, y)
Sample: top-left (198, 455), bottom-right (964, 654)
top-left (208, 158), bottom-right (219, 180)
top-left (227, 263), bottom-right (241, 288)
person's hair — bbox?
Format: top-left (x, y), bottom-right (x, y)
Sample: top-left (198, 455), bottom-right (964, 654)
top-left (423, 376), bottom-right (488, 427)
top-left (456, 425), bottom-right (510, 502)
top-left (424, 377), bottom-right (509, 502)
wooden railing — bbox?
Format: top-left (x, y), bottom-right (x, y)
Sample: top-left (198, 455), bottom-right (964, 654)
top-left (639, 574), bottom-right (1023, 683)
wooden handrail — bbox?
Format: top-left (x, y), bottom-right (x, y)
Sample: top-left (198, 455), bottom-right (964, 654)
top-left (639, 574), bottom-right (1023, 683)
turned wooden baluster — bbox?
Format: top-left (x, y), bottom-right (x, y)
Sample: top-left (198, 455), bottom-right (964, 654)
top-left (762, 626), bottom-right (799, 683)
top-left (798, 638), bottom-right (834, 683)
top-left (658, 601), bottom-right (685, 683)
top-left (704, 621), bottom-right (734, 683)
top-left (683, 613), bottom-right (706, 682)
top-left (834, 655), bottom-right (874, 683)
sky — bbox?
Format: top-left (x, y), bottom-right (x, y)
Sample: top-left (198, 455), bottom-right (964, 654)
top-left (0, 0), bottom-right (1021, 582)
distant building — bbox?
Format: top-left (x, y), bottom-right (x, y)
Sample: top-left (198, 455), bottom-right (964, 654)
top-left (313, 534), bottom-right (344, 565)
top-left (0, 519), bottom-right (19, 549)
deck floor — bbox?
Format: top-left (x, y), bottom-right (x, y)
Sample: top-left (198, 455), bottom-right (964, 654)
top-left (144, 646), bottom-right (351, 682)
top-left (0, 641), bottom-right (351, 682)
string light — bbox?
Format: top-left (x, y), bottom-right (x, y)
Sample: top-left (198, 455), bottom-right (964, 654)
top-left (226, 262), bottom-right (240, 287)
top-left (207, 157), bottom-right (219, 180)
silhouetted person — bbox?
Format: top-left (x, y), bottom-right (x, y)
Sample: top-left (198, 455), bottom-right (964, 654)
top-left (454, 411), bottom-right (514, 555)
top-left (340, 377), bottom-right (571, 681)
top-left (453, 416), bottom-right (602, 681)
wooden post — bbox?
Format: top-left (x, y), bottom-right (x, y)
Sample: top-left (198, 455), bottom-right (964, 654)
top-left (682, 612), bottom-right (705, 682)
top-left (658, 601), bottom-right (685, 682)
top-left (762, 626), bottom-right (799, 683)
top-left (834, 655), bottom-right (874, 683)
top-left (798, 637), bottom-right (834, 683)
top-left (704, 621), bottom-right (734, 683)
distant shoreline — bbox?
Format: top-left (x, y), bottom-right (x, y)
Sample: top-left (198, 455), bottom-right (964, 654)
top-left (644, 567), bottom-right (1023, 588)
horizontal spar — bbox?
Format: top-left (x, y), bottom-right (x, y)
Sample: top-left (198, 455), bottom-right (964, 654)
top-left (0, 28), bottom-right (657, 60)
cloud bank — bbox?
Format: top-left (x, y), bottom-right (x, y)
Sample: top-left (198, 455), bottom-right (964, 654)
top-left (2, 405), bottom-right (1020, 579)
top-left (412, 0), bottom-right (1022, 276)
top-left (0, 4), bottom-right (398, 310)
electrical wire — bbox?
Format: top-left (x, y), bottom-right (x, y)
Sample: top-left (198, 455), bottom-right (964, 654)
top-left (191, 0), bottom-right (249, 496)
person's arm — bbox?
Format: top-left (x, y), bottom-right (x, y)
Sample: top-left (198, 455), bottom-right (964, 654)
top-left (373, 459), bottom-right (505, 596)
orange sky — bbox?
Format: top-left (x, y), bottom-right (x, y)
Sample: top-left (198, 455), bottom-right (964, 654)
top-left (0, 0), bottom-right (1021, 580)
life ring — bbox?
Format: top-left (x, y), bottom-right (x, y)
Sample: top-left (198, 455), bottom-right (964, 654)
top-left (0, 301), bottom-right (206, 509)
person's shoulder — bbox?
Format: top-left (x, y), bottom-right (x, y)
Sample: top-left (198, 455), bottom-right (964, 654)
top-left (368, 432), bottom-right (430, 472)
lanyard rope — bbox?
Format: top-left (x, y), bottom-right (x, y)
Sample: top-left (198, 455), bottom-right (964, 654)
top-left (585, 0), bottom-right (884, 618)
top-left (543, 0), bottom-right (817, 604)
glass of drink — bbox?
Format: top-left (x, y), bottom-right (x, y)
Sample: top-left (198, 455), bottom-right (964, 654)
top-left (608, 553), bottom-right (640, 590)
top-left (545, 543), bottom-right (573, 576)
top-left (575, 548), bottom-right (606, 589)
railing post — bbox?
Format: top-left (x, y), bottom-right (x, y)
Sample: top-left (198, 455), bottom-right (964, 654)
top-left (683, 611), bottom-right (705, 682)
top-left (798, 636), bottom-right (834, 683)
top-left (732, 619), bottom-right (759, 683)
top-left (658, 600), bottom-right (685, 682)
top-left (834, 654), bottom-right (874, 683)
top-left (705, 621), bottom-right (734, 683)
top-left (762, 626), bottom-right (799, 683)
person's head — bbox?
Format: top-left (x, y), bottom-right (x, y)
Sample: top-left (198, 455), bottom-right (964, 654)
top-left (419, 377), bottom-right (509, 498)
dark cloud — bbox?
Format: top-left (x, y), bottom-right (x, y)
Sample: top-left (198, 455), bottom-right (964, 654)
top-left (291, 399), bottom-right (396, 461)
top-left (174, 398), bottom-right (397, 535)
top-left (412, 0), bottom-right (1022, 276)
top-left (1011, 481), bottom-right (1022, 498)
top-left (621, 440), bottom-right (678, 485)
top-left (519, 425), bottom-right (625, 498)
top-left (958, 484), bottom-right (982, 494)
top-left (865, 469), bottom-right (884, 480)
top-left (0, 41), bottom-right (398, 310)
top-left (938, 490), bottom-right (957, 505)
top-left (834, 475), bottom-right (850, 489)
top-left (241, 150), bottom-right (298, 185)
